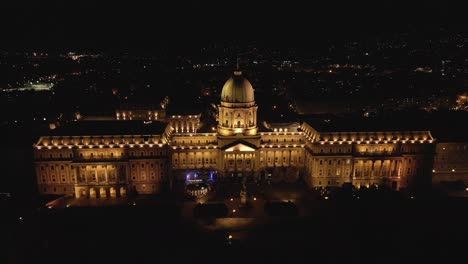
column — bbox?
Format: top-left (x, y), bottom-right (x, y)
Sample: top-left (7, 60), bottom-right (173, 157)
top-left (379, 160), bottom-right (384, 177)
top-left (397, 160), bottom-right (402, 177)
top-left (253, 110), bottom-right (257, 126)
top-left (95, 166), bottom-right (98, 183)
top-left (273, 151), bottom-right (276, 167)
top-left (390, 160), bottom-right (394, 176)
top-left (105, 165), bottom-right (108, 183)
top-left (244, 112), bottom-right (248, 128)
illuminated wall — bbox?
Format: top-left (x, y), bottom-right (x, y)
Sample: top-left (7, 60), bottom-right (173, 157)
top-left (34, 134), bottom-right (169, 197)
top-left (301, 127), bottom-right (435, 190)
top-left (168, 114), bottom-right (201, 133)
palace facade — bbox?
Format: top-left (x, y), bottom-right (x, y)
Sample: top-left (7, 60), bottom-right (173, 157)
top-left (33, 71), bottom-right (436, 198)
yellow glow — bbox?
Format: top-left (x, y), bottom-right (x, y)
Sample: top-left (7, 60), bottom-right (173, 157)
top-left (228, 235), bottom-right (233, 239)
top-left (225, 143), bottom-right (255, 152)
top-left (253, 197), bottom-right (256, 201)
top-left (232, 209), bottom-right (236, 213)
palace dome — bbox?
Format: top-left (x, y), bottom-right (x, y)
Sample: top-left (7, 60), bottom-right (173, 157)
top-left (221, 71), bottom-right (254, 103)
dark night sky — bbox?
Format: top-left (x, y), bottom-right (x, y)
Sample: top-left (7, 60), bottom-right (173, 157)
top-left (1, 0), bottom-right (466, 47)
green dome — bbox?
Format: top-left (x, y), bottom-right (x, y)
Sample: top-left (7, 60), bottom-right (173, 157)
top-left (221, 71), bottom-right (254, 103)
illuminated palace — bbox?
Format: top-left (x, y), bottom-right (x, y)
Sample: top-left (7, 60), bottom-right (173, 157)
top-left (33, 71), bottom-right (436, 198)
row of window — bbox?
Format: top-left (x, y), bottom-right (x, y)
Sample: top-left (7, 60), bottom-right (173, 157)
top-left (43, 187), bottom-right (68, 192)
top-left (262, 138), bottom-right (303, 143)
top-left (47, 137), bottom-right (161, 145)
top-left (261, 157), bottom-right (302, 164)
top-left (131, 163), bottom-right (163, 169)
top-left (39, 153), bottom-right (73, 159)
top-left (318, 159), bottom-right (351, 165)
top-left (39, 150), bottom-right (166, 159)
top-left (318, 168), bottom-right (350, 176)
top-left (173, 139), bottom-right (215, 144)
top-left (174, 158), bottom-right (217, 165)
top-left (319, 148), bottom-right (352, 153)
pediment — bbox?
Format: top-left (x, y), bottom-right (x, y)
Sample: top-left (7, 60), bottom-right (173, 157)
top-left (224, 141), bottom-right (257, 152)
top-left (225, 143), bottom-right (256, 152)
